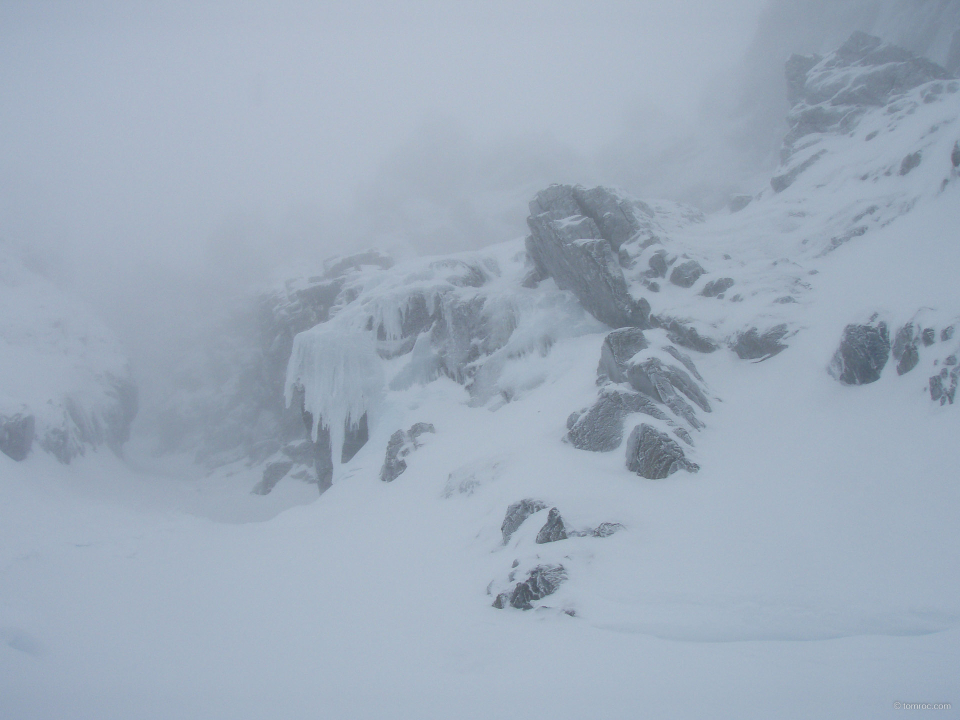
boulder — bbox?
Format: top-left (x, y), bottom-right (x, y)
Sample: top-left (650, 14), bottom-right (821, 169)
top-left (731, 325), bottom-right (790, 360)
top-left (501, 499), bottom-right (548, 544)
top-left (592, 522), bottom-right (624, 538)
top-left (656, 317), bottom-right (719, 353)
top-left (626, 424), bottom-right (700, 479)
top-left (0, 414), bottom-right (35, 462)
top-left (669, 260), bottom-right (705, 288)
top-left (829, 318), bottom-right (890, 385)
top-left (535, 508), bottom-right (568, 544)
top-left (646, 250), bottom-right (669, 278)
top-left (494, 564), bottom-right (567, 610)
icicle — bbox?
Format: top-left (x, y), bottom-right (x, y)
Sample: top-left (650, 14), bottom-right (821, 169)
top-left (285, 326), bottom-right (384, 463)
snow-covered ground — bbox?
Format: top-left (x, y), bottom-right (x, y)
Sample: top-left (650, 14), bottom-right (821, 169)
top-left (3, 188), bottom-right (959, 719)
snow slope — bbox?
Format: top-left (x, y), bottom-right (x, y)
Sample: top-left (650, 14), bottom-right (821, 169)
top-left (2, 32), bottom-right (959, 720)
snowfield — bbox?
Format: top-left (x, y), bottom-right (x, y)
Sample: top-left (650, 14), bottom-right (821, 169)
top-left (3, 30), bottom-right (960, 720)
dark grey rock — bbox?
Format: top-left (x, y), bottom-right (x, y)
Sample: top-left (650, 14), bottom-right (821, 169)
top-left (567, 389), bottom-right (670, 452)
top-left (946, 354), bottom-right (958, 366)
top-left (536, 508), bottom-right (568, 544)
top-left (0, 414), bottom-right (35, 462)
top-left (625, 357), bottom-right (710, 429)
top-left (729, 195), bottom-right (753, 213)
top-left (503, 565), bottom-right (567, 610)
top-left (892, 323), bottom-right (920, 375)
top-left (626, 424), bottom-right (700, 479)
top-left (899, 152), bottom-right (922, 175)
top-left (252, 460), bottom-right (294, 495)
top-left (341, 413), bottom-right (369, 463)
top-left (953, 142), bottom-right (960, 168)
top-left (730, 325), bottom-right (787, 360)
top-left (897, 345), bottom-right (920, 375)
top-left (597, 328), bottom-right (648, 383)
top-left (943, 325), bottom-right (956, 342)
top-left (930, 367), bottom-right (959, 405)
top-left (922, 328), bottom-right (936, 347)
top-left (701, 277), bottom-right (734, 298)
top-left (829, 318), bottom-right (890, 385)
top-left (380, 422), bottom-right (436, 483)
top-left (669, 260), bottom-right (706, 288)
top-left (647, 250), bottom-right (669, 278)
top-left (526, 185), bottom-right (650, 328)
top-left (501, 499), bottom-right (548, 544)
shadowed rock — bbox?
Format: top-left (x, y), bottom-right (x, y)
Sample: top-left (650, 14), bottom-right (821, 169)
top-left (701, 277), bottom-right (734, 298)
top-left (597, 328), bottom-right (649, 383)
top-left (526, 185), bottom-right (650, 328)
top-left (0, 414), bottom-right (35, 462)
top-left (892, 323), bottom-right (920, 376)
top-left (380, 422), bottom-right (436, 482)
top-left (731, 324), bottom-right (790, 360)
top-left (669, 260), bottom-right (705, 288)
top-left (252, 460), bottom-right (293, 495)
top-left (535, 508), bottom-right (568, 544)
top-left (493, 564), bottom-right (567, 610)
top-left (501, 499), bottom-right (548, 544)
top-left (930, 367), bottom-right (959, 405)
top-left (656, 317), bottom-right (719, 353)
top-left (829, 318), bottom-right (890, 385)
top-left (626, 424), bottom-right (700, 479)
top-left (566, 389), bottom-right (669, 452)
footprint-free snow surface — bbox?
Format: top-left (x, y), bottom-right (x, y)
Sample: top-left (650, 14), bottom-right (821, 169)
top-left (2, 33), bottom-right (959, 720)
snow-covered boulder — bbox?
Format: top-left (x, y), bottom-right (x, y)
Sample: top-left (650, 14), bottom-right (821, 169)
top-left (500, 499), bottom-right (548, 545)
top-left (535, 508), bottom-right (568, 544)
top-left (492, 564), bottom-right (566, 611)
top-left (380, 422), bottom-right (435, 482)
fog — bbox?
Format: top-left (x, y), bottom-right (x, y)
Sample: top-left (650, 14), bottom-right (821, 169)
top-left (3, 0), bottom-right (958, 406)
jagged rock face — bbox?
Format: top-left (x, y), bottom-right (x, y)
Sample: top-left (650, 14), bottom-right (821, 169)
top-left (829, 319), bottom-right (891, 385)
top-left (625, 424), bottom-right (700, 480)
top-left (535, 508), bottom-right (568, 544)
top-left (654, 317), bottom-right (719, 354)
top-left (0, 414), bottom-right (35, 462)
top-left (526, 184), bottom-right (651, 329)
top-left (380, 422), bottom-right (435, 483)
top-left (731, 325), bottom-right (790, 361)
top-left (597, 328), bottom-right (649, 383)
top-left (566, 388), bottom-right (668, 452)
top-left (785, 32), bottom-right (953, 148)
top-left (501, 499), bottom-right (548, 544)
top-left (493, 564), bottom-right (566, 610)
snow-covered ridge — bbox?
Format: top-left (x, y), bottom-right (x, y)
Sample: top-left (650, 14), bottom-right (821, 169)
top-left (0, 241), bottom-right (137, 463)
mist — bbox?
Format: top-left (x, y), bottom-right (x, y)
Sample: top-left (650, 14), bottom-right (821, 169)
top-left (4, 0), bottom-right (958, 405)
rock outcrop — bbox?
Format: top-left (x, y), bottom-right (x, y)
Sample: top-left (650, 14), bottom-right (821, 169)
top-left (501, 499), bottom-right (548, 544)
top-left (829, 318), bottom-right (891, 385)
top-left (380, 422), bottom-right (436, 482)
top-left (526, 185), bottom-right (651, 329)
top-left (535, 508), bottom-right (568, 544)
top-left (731, 325), bottom-right (790, 361)
top-left (493, 564), bottom-right (567, 610)
top-left (0, 413), bottom-right (35, 462)
top-left (625, 424), bottom-right (700, 479)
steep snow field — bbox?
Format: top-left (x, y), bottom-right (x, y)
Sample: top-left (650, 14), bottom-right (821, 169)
top-left (2, 184), bottom-right (958, 719)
